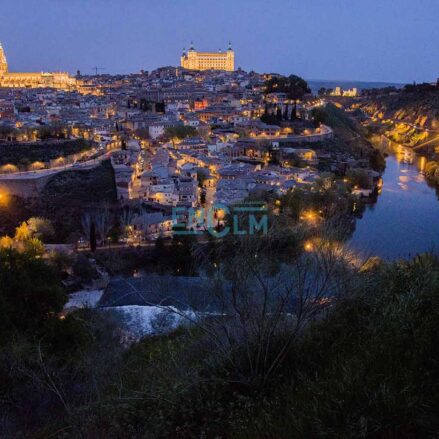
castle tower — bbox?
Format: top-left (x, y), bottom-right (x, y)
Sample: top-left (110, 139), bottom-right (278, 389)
top-left (226, 41), bottom-right (234, 71)
top-left (0, 42), bottom-right (8, 75)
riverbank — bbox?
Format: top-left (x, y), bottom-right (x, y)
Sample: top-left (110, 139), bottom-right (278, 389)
top-left (349, 140), bottom-right (439, 259)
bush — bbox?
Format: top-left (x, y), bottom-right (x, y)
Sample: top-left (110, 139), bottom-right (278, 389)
top-left (72, 253), bottom-right (97, 283)
top-left (0, 248), bottom-right (66, 340)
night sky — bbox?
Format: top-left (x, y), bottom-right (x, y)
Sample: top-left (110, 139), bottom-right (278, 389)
top-left (1, 0), bottom-right (438, 83)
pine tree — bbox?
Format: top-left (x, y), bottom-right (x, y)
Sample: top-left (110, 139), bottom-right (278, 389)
top-left (291, 102), bottom-right (297, 121)
top-left (153, 235), bottom-right (166, 273)
top-left (90, 222), bottom-right (97, 252)
top-left (276, 107), bottom-right (282, 121)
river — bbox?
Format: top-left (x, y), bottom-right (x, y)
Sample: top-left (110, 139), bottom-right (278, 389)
top-left (349, 142), bottom-right (439, 260)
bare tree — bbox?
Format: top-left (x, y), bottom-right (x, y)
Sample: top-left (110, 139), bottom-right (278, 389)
top-left (121, 221), bottom-right (362, 390)
top-left (94, 205), bottom-right (112, 245)
top-left (81, 212), bottom-right (92, 241)
top-left (119, 206), bottom-right (134, 237)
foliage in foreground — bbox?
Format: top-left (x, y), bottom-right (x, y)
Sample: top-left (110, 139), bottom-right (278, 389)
top-left (2, 247), bottom-right (439, 438)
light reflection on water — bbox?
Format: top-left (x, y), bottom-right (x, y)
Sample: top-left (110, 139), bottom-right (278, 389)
top-left (349, 143), bottom-right (439, 260)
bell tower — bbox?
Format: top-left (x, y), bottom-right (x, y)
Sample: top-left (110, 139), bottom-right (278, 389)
top-left (0, 42), bottom-right (8, 75)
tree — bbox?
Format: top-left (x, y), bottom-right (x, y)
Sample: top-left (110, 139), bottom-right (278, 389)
top-left (28, 161), bottom-right (46, 171)
top-left (94, 207), bottom-right (112, 245)
top-left (72, 253), bottom-right (97, 283)
top-left (261, 112), bottom-right (276, 125)
top-left (346, 168), bottom-right (372, 189)
top-left (134, 128), bottom-right (150, 140)
top-left (81, 212), bottom-right (92, 241)
top-left (290, 101), bottom-right (297, 121)
top-left (0, 247), bottom-right (66, 340)
top-left (0, 125), bottom-right (16, 140)
top-left (264, 74), bottom-right (311, 100)
top-left (14, 221), bottom-right (31, 241)
top-left (153, 235), bottom-right (167, 273)
top-left (27, 217), bottom-right (55, 242)
top-left (369, 149), bottom-right (386, 172)
top-left (276, 107), bottom-right (283, 121)
top-left (90, 222), bottom-right (97, 252)
top-left (200, 189), bottom-right (206, 205)
top-left (197, 170), bottom-right (207, 188)
top-left (0, 163), bottom-right (19, 174)
top-left (165, 125), bottom-right (197, 141)
top-left (170, 227), bottom-right (197, 275)
top-left (119, 207), bottom-right (134, 237)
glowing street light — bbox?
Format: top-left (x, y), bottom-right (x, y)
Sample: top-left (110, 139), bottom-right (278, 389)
top-left (304, 241), bottom-right (313, 252)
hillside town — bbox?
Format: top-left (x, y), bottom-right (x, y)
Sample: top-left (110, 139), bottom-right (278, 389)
top-left (0, 43), bottom-right (384, 246)
top-left (3, 1), bottom-right (439, 437)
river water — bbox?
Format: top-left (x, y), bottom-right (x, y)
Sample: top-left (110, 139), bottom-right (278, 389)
top-left (349, 143), bottom-right (439, 260)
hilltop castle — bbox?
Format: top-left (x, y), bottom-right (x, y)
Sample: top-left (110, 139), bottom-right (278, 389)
top-left (0, 42), bottom-right (80, 91)
top-left (181, 42), bottom-right (234, 72)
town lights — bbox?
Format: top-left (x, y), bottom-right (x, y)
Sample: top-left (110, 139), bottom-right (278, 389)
top-left (216, 208), bottom-right (226, 220)
top-left (0, 192), bottom-right (9, 206)
top-left (304, 241), bottom-right (313, 252)
top-left (300, 210), bottom-right (319, 223)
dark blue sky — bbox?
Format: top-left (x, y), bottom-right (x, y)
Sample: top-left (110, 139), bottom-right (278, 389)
top-left (1, 0), bottom-right (438, 83)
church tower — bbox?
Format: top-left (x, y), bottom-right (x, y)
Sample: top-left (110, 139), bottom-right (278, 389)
top-left (0, 42), bottom-right (8, 76)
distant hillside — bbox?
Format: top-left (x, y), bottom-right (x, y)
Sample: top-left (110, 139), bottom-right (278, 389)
top-left (358, 89), bottom-right (439, 132)
top-left (354, 88), bottom-right (439, 186)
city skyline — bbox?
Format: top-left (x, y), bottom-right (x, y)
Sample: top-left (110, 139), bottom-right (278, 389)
top-left (1, 0), bottom-right (438, 83)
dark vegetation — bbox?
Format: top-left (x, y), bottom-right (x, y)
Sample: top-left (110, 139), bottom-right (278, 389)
top-left (260, 102), bottom-right (298, 125)
top-left (264, 74), bottom-right (311, 100)
top-left (2, 238), bottom-right (439, 437)
top-left (164, 125), bottom-right (197, 140)
top-left (312, 103), bottom-right (386, 172)
top-left (261, 74), bottom-right (310, 125)
top-left (425, 161), bottom-right (439, 186)
top-left (0, 138), bottom-right (92, 168)
top-left (0, 123), bottom-right (73, 142)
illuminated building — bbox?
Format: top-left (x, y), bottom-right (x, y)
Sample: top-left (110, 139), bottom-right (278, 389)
top-left (330, 86), bottom-right (359, 97)
top-left (194, 98), bottom-right (208, 110)
top-left (181, 42), bottom-right (234, 72)
top-left (0, 42), bottom-right (81, 91)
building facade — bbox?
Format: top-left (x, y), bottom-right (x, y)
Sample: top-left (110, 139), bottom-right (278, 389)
top-left (330, 86), bottom-right (359, 97)
top-left (181, 42), bottom-right (234, 72)
top-left (0, 42), bottom-right (80, 91)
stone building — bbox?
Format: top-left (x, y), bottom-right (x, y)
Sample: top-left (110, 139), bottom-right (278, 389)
top-left (181, 42), bottom-right (234, 72)
top-left (0, 42), bottom-right (80, 91)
